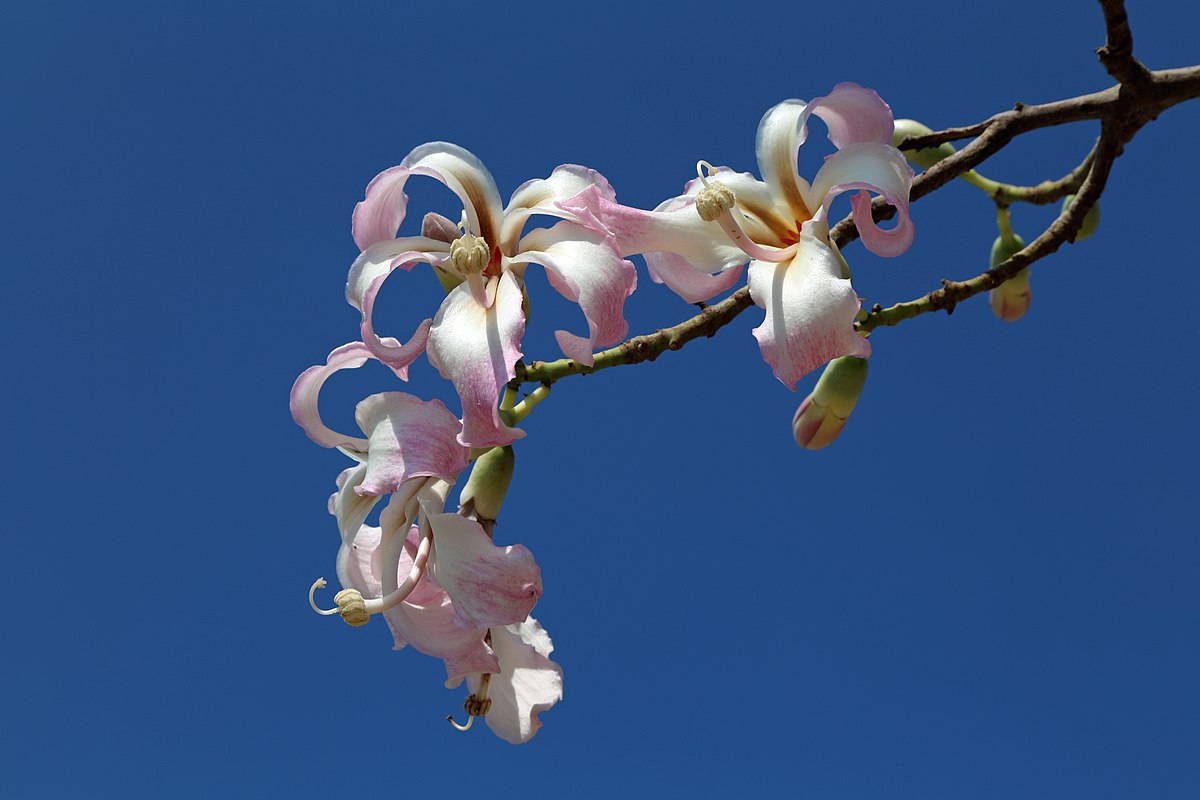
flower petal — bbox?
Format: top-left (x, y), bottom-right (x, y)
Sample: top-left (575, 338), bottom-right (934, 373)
top-left (518, 221), bottom-right (637, 365)
top-left (352, 142), bottom-right (505, 251)
top-left (564, 185), bottom-right (747, 303)
top-left (755, 99), bottom-right (817, 224)
top-left (747, 222), bottom-right (871, 389)
top-left (345, 239), bottom-right (447, 375)
top-left (337, 520), bottom-right (496, 664)
top-left (426, 510), bottom-right (542, 630)
top-left (805, 82), bottom-right (895, 148)
top-left (468, 617), bottom-right (563, 745)
top-left (427, 272), bottom-right (526, 448)
top-left (805, 142), bottom-right (914, 257)
top-left (502, 164), bottom-right (617, 251)
top-left (353, 393), bottom-right (469, 496)
top-left (329, 464), bottom-right (383, 543)
top-left (290, 342), bottom-right (397, 455)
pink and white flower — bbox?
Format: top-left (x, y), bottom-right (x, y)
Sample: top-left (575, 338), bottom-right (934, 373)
top-left (347, 143), bottom-right (637, 448)
top-left (565, 83), bottom-right (914, 388)
top-left (291, 343), bottom-right (542, 661)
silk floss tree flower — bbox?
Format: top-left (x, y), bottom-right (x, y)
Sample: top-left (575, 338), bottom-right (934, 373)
top-left (566, 82), bottom-right (914, 389)
top-left (346, 142), bottom-right (637, 448)
top-left (289, 344), bottom-right (561, 743)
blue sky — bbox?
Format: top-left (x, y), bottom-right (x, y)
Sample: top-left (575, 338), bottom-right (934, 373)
top-left (3, 1), bottom-right (1198, 797)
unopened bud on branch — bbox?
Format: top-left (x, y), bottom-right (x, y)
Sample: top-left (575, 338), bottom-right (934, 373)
top-left (989, 233), bottom-right (1031, 322)
top-left (793, 356), bottom-right (869, 450)
top-left (892, 119), bottom-right (957, 170)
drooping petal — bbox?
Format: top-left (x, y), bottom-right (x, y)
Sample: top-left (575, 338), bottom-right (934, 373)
top-left (352, 393), bottom-right (469, 496)
top-left (290, 342), bottom-right (387, 455)
top-left (565, 185), bottom-right (747, 303)
top-left (345, 239), bottom-right (448, 375)
top-left (804, 82), bottom-right (895, 148)
top-left (427, 272), bottom-right (526, 448)
top-left (501, 164), bottom-right (617, 251)
top-left (336, 521), bottom-right (496, 665)
top-left (805, 142), bottom-right (914, 257)
top-left (352, 142), bottom-right (505, 251)
top-left (329, 464), bottom-right (382, 543)
top-left (425, 509), bottom-right (542, 630)
top-left (467, 618), bottom-right (563, 745)
top-left (747, 221), bottom-right (871, 389)
top-left (518, 221), bottom-right (637, 365)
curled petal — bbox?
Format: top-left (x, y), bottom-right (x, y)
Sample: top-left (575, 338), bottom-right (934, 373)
top-left (748, 222), bottom-right (871, 389)
top-left (426, 510), bottom-right (542, 630)
top-left (502, 165), bottom-right (617, 251)
top-left (518, 222), bottom-right (637, 365)
top-left (353, 393), bottom-right (469, 496)
top-left (805, 82), bottom-right (895, 148)
top-left (754, 99), bottom-right (817, 224)
top-left (346, 239), bottom-right (447, 375)
top-left (290, 342), bottom-right (386, 454)
top-left (468, 618), bottom-right (563, 745)
top-left (352, 142), bottom-right (505, 251)
top-left (427, 272), bottom-right (526, 448)
top-left (806, 142), bottom-right (914, 257)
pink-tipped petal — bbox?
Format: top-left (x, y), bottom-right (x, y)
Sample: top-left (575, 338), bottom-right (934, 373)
top-left (427, 272), bottom-right (526, 448)
top-left (645, 252), bottom-right (744, 305)
top-left (565, 185), bottom-right (746, 271)
top-left (353, 142), bottom-right (505, 251)
top-left (747, 223), bottom-right (871, 389)
top-left (337, 522), bottom-right (496, 664)
top-left (806, 142), bottom-right (915, 258)
top-left (518, 221), bottom-right (637, 365)
top-left (426, 510), bottom-right (542, 630)
top-left (467, 617), bottom-right (563, 745)
top-left (804, 82), bottom-right (895, 148)
top-left (290, 342), bottom-right (377, 454)
top-left (502, 165), bottom-right (617, 251)
top-left (353, 393), bottom-right (470, 496)
top-left (345, 241), bottom-right (447, 375)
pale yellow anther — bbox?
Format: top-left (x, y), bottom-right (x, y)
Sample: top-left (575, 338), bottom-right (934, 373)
top-left (333, 588), bottom-right (370, 627)
top-left (449, 233), bottom-right (490, 276)
top-left (695, 181), bottom-right (735, 222)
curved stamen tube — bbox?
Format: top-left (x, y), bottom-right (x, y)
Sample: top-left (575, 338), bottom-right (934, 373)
top-left (714, 212), bottom-right (797, 264)
top-left (308, 578), bottom-right (340, 616)
top-left (362, 527), bottom-right (432, 614)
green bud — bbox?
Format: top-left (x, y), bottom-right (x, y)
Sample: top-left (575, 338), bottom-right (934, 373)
top-left (1061, 195), bottom-right (1101, 241)
top-left (989, 233), bottom-right (1031, 322)
top-left (892, 119), bottom-right (957, 170)
top-left (792, 356), bottom-right (868, 450)
top-left (459, 445), bottom-right (515, 522)
top-left (990, 232), bottom-right (1026, 268)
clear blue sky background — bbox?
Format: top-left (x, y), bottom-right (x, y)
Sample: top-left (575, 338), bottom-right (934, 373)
top-left (3, 1), bottom-right (1198, 797)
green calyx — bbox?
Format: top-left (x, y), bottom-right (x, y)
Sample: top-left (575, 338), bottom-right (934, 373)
top-left (812, 356), bottom-right (869, 418)
top-left (460, 445), bottom-right (515, 522)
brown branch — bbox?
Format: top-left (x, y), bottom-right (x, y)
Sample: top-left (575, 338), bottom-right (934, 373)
top-left (1096, 0), bottom-right (1153, 87)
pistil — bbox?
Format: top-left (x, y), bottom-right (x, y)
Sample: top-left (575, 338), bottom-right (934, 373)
top-left (447, 673), bottom-right (493, 732)
top-left (694, 160), bottom-right (798, 264)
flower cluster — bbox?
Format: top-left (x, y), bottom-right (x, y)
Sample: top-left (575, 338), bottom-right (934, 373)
top-left (290, 83), bottom-right (913, 743)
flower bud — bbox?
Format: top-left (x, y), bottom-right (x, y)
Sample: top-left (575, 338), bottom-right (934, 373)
top-left (988, 233), bottom-right (1030, 322)
top-left (460, 445), bottom-right (515, 522)
top-left (892, 119), bottom-right (957, 170)
top-left (792, 356), bottom-right (868, 450)
top-left (1061, 195), bottom-right (1100, 241)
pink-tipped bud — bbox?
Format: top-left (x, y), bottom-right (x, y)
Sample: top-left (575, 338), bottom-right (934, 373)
top-left (792, 356), bottom-right (868, 450)
top-left (988, 232), bottom-right (1031, 322)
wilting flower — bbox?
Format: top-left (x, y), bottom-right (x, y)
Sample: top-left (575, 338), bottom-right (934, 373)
top-left (346, 143), bottom-right (637, 448)
top-left (568, 83), bottom-right (914, 388)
